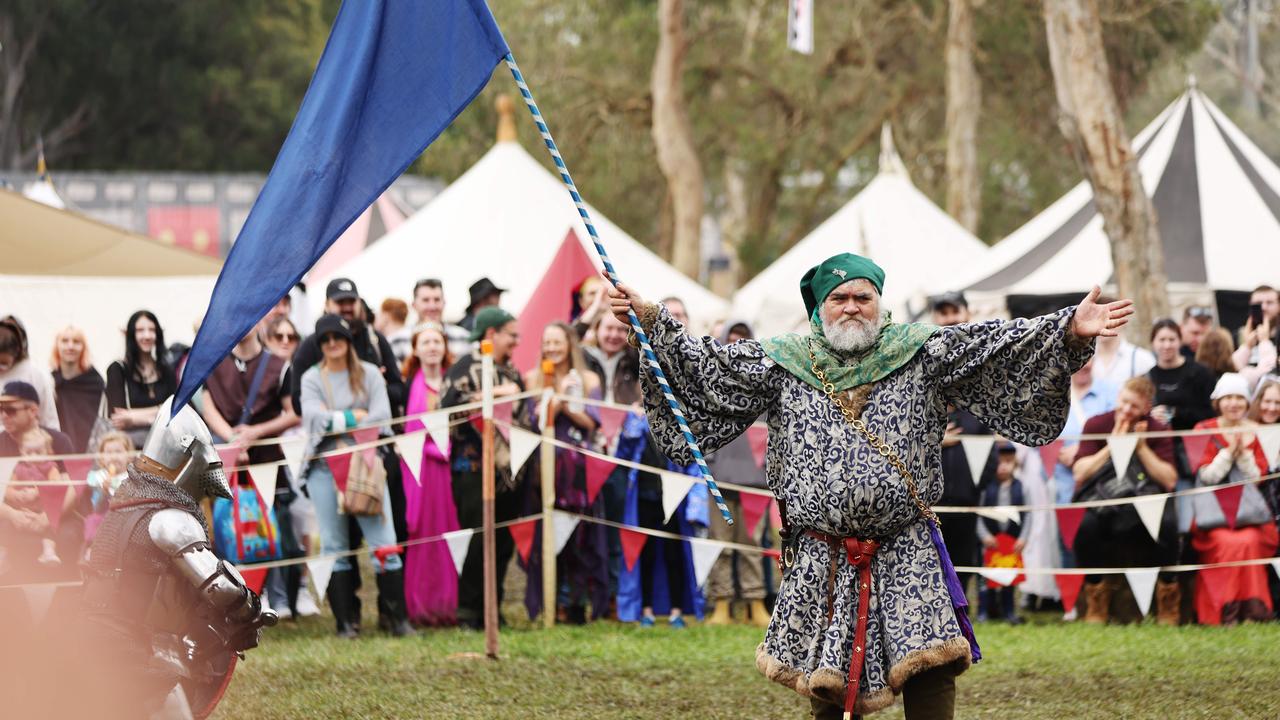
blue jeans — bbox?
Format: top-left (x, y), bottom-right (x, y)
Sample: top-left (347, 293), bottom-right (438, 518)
top-left (305, 460), bottom-right (402, 574)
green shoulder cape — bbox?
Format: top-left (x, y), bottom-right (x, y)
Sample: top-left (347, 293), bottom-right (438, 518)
top-left (761, 316), bottom-right (939, 392)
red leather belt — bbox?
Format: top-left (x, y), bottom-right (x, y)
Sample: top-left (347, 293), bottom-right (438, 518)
top-left (806, 531), bottom-right (880, 720)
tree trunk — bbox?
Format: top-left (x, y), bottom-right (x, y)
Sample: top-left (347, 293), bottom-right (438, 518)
top-left (651, 0), bottom-right (704, 279)
top-left (1240, 0), bottom-right (1262, 117)
top-left (1043, 0), bottom-right (1169, 343)
top-left (945, 0), bottom-right (982, 234)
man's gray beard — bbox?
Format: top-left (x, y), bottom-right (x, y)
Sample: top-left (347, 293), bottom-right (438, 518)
top-left (822, 313), bottom-right (883, 353)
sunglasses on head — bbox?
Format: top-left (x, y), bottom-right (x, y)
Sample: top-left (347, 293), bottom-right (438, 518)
top-left (1186, 306), bottom-right (1213, 319)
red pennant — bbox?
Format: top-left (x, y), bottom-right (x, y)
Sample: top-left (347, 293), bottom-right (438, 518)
top-left (585, 455), bottom-right (616, 506)
top-left (493, 401), bottom-right (512, 441)
top-left (508, 519), bottom-right (538, 564)
top-left (1056, 507), bottom-right (1086, 552)
top-left (740, 492), bottom-right (773, 535)
top-left (619, 528), bottom-right (648, 572)
top-left (769, 499), bottom-right (783, 531)
top-left (1054, 573), bottom-right (1085, 613)
top-left (597, 408), bottom-right (626, 444)
top-left (324, 452), bottom-right (352, 493)
top-left (37, 485), bottom-right (68, 533)
top-left (352, 427), bottom-right (380, 466)
top-left (745, 425), bottom-right (768, 468)
top-left (1038, 440), bottom-right (1063, 477)
top-left (63, 457), bottom-right (95, 482)
top-left (216, 445), bottom-right (242, 472)
top-left (239, 567), bottom-right (268, 595)
top-left (1182, 433), bottom-right (1211, 471)
top-left (1215, 484), bottom-right (1244, 530)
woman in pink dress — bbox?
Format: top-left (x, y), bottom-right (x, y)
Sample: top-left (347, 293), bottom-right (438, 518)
top-left (399, 322), bottom-right (460, 626)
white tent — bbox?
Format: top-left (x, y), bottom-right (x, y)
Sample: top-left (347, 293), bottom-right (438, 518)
top-left (731, 125), bottom-right (990, 336)
top-left (314, 140), bottom-right (727, 329)
top-left (958, 84), bottom-right (1280, 316)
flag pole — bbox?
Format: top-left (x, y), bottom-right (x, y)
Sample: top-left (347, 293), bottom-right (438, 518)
top-left (539, 360), bottom-right (557, 629)
top-left (480, 339), bottom-right (499, 658)
top-left (503, 53), bottom-right (734, 526)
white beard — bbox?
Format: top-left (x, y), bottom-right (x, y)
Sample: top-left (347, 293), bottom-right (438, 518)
top-left (822, 312), bottom-right (884, 353)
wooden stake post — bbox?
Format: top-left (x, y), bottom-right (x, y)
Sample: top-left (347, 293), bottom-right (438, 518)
top-left (480, 339), bottom-right (498, 659)
top-left (539, 359), bottom-right (557, 629)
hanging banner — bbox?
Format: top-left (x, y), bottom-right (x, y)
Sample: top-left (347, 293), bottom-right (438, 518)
top-left (509, 426), bottom-right (541, 476)
top-left (746, 425), bottom-right (769, 468)
top-left (443, 529), bottom-right (476, 575)
top-left (740, 492), bottom-right (773, 536)
top-left (1181, 433), bottom-right (1210, 469)
top-left (424, 410), bottom-right (451, 456)
top-left (585, 455), bottom-right (616, 506)
top-left (324, 451), bottom-right (353, 493)
top-left (596, 407), bottom-right (627, 445)
top-left (960, 436), bottom-right (995, 486)
top-left (1107, 435), bottom-right (1138, 475)
top-left (1132, 495), bottom-right (1167, 542)
top-left (23, 585), bottom-right (57, 625)
top-left (280, 436), bottom-right (306, 474)
top-left (247, 464), bottom-right (278, 510)
top-left (394, 430), bottom-right (428, 486)
top-left (660, 471), bottom-right (697, 524)
top-left (1215, 484), bottom-right (1244, 530)
top-left (508, 518), bottom-right (538, 564)
top-left (620, 528), bottom-right (648, 572)
top-left (351, 427), bottom-right (381, 466)
top-left (1257, 425), bottom-right (1280, 467)
top-left (63, 456), bottom-right (95, 482)
top-left (1037, 440), bottom-right (1064, 478)
top-left (690, 538), bottom-right (723, 587)
top-left (1054, 573), bottom-right (1085, 613)
top-left (307, 555), bottom-right (337, 600)
top-left (1056, 507), bottom-right (1086, 551)
top-left (1125, 568), bottom-right (1159, 617)
top-left (552, 511), bottom-right (580, 555)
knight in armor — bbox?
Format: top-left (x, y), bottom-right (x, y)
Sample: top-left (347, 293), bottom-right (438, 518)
top-left (79, 397), bottom-right (276, 720)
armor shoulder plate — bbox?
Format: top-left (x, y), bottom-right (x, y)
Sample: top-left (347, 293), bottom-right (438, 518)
top-left (147, 508), bottom-right (208, 557)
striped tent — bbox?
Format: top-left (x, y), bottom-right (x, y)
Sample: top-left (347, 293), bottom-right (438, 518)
top-left (958, 83), bottom-right (1280, 321)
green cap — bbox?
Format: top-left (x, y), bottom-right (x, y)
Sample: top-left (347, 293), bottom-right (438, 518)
top-left (800, 252), bottom-right (885, 318)
top-left (469, 306), bottom-right (517, 342)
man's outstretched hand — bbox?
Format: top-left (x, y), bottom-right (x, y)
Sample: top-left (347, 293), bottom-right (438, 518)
top-left (1072, 286), bottom-right (1134, 339)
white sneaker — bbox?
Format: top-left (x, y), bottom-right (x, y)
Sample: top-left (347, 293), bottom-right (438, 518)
top-left (37, 549), bottom-right (62, 566)
top-left (1062, 607), bottom-right (1078, 622)
top-left (296, 588), bottom-right (322, 617)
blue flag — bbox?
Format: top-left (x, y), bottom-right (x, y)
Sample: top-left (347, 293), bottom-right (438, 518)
top-left (173, 0), bottom-right (509, 414)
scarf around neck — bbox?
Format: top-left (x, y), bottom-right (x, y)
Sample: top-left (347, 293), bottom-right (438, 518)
top-left (761, 314), bottom-right (939, 392)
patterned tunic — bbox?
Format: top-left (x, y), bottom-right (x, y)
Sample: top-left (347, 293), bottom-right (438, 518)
top-left (638, 305), bottom-right (1093, 713)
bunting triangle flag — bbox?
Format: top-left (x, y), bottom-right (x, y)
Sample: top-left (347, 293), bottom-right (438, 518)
top-left (351, 427), bottom-right (381, 466)
top-left (247, 464), bottom-right (279, 511)
top-left (745, 425), bottom-right (769, 468)
top-left (619, 528), bottom-right (647, 572)
top-left (1257, 425), bottom-right (1280, 469)
top-left (1132, 495), bottom-right (1167, 543)
top-left (1271, 559), bottom-right (1280, 583)
top-left (978, 567), bottom-right (1021, 587)
top-left (975, 507), bottom-right (1019, 526)
top-left (23, 585), bottom-right (57, 625)
top-left (307, 555), bottom-right (337, 600)
top-left (1037, 440), bottom-right (1063, 477)
top-left (239, 567), bottom-right (268, 595)
top-left (960, 436), bottom-right (995, 486)
top-left (394, 430), bottom-right (428, 486)
top-left (424, 410), bottom-right (451, 456)
top-left (509, 427), bottom-right (541, 476)
top-left (63, 456), bottom-right (95, 482)
top-left (1125, 568), bottom-right (1159, 617)
top-left (689, 538), bottom-right (723, 588)
top-left (660, 471), bottom-right (697, 524)
top-left (740, 492), bottom-right (773, 536)
top-left (1056, 507), bottom-right (1086, 551)
top-left (584, 455), bottom-right (616, 506)
top-left (508, 518), bottom-right (538, 564)
top-left (1181, 432), bottom-right (1211, 470)
top-left (597, 407), bottom-right (626, 445)
top-left (493, 400), bottom-right (512, 441)
top-left (552, 511), bottom-right (580, 555)
top-left (324, 451), bottom-right (352, 493)
top-left (443, 529), bottom-right (475, 575)
top-left (769, 499), bottom-right (783, 530)
top-left (0, 457), bottom-right (17, 498)
top-left (216, 445), bottom-right (242, 473)
top-left (1054, 573), bottom-right (1085, 613)
top-left (37, 485), bottom-right (68, 533)
top-left (280, 435), bottom-right (306, 473)
top-left (1107, 435), bottom-right (1138, 475)
top-left (1215, 484), bottom-right (1244, 530)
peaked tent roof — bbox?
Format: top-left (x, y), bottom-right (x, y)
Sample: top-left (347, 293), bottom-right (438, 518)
top-left (959, 86), bottom-right (1280, 295)
top-left (316, 141), bottom-right (727, 326)
top-left (308, 191), bottom-right (408, 282)
top-left (731, 125), bottom-right (990, 336)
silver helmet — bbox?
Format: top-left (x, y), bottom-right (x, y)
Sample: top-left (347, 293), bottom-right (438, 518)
top-left (139, 396), bottom-right (232, 500)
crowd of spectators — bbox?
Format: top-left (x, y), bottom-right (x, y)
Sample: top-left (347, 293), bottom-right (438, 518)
top-left (3, 278), bottom-right (1279, 633)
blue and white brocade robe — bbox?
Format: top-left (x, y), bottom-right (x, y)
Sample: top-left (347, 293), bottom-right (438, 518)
top-left (638, 306), bottom-right (1093, 714)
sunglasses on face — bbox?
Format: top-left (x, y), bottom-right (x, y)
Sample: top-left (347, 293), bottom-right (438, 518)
top-left (274, 332), bottom-right (299, 343)
top-left (0, 405), bottom-right (25, 416)
top-left (320, 333), bottom-right (345, 345)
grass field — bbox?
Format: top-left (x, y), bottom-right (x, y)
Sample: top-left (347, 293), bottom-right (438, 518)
top-left (215, 606), bottom-right (1280, 720)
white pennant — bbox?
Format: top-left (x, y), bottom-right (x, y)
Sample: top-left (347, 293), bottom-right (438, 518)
top-left (280, 436), bottom-right (306, 474)
top-left (1271, 559), bottom-right (1280, 583)
top-left (443, 529), bottom-right (475, 576)
top-left (975, 507), bottom-right (1020, 526)
top-left (1132, 495), bottom-right (1167, 543)
top-left (977, 567), bottom-right (1020, 587)
top-left (393, 430), bottom-right (428, 486)
top-left (660, 471), bottom-right (697, 524)
top-left (1125, 568), bottom-right (1159, 617)
top-left (1107, 435), bottom-right (1138, 475)
top-left (23, 585), bottom-right (57, 624)
top-left (552, 510), bottom-right (580, 555)
top-left (247, 464), bottom-right (278, 510)
top-left (508, 426), bottom-right (541, 476)
top-left (1256, 425), bottom-right (1280, 469)
top-left (0, 457), bottom-right (18, 498)
top-left (307, 556), bottom-right (337, 600)
top-left (689, 538), bottom-right (724, 588)
top-left (959, 436), bottom-right (995, 486)
top-left (424, 410), bottom-right (451, 456)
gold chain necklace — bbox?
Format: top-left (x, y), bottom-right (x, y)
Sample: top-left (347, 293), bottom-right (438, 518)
top-left (808, 342), bottom-right (940, 528)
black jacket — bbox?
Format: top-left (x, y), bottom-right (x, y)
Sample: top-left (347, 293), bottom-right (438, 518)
top-left (289, 321), bottom-right (405, 416)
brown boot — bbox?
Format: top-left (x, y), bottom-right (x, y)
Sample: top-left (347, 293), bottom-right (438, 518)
top-left (1083, 579), bottom-right (1113, 625)
top-left (704, 600), bottom-right (733, 626)
top-left (1155, 579), bottom-right (1180, 626)
top-left (748, 599), bottom-right (771, 628)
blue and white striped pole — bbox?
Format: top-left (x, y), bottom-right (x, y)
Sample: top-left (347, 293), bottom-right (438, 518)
top-left (504, 53), bottom-right (734, 526)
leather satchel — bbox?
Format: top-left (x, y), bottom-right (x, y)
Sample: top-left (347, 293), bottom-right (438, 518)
top-left (320, 368), bottom-right (386, 517)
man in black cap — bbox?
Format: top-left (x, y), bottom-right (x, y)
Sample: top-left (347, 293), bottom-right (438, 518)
top-left (458, 277), bottom-right (506, 332)
top-left (929, 291), bottom-right (970, 327)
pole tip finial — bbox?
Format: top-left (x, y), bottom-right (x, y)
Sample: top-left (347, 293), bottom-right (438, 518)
top-left (480, 339), bottom-right (494, 356)
top-left (496, 94), bottom-right (517, 143)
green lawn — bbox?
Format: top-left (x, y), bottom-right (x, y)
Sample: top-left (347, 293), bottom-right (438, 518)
top-left (215, 609), bottom-right (1280, 719)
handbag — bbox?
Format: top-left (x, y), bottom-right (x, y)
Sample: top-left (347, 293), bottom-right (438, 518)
top-left (1073, 455), bottom-right (1163, 535)
top-left (1190, 438), bottom-right (1275, 531)
top-left (320, 368), bottom-right (386, 517)
top-left (212, 482), bottom-right (283, 563)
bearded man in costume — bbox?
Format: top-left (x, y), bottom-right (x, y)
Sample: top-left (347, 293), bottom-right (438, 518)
top-left (78, 397), bottom-right (277, 720)
top-left (607, 253), bottom-right (1131, 720)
